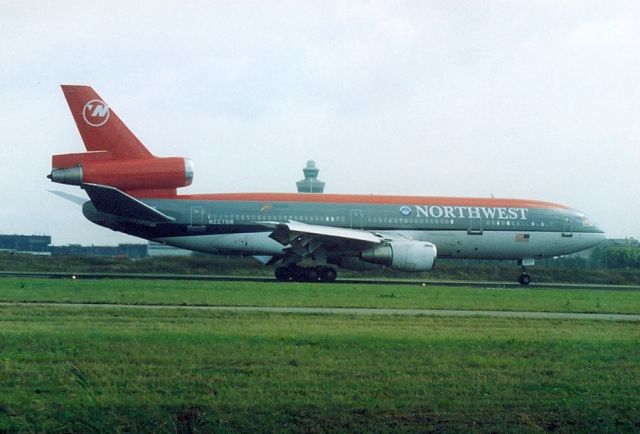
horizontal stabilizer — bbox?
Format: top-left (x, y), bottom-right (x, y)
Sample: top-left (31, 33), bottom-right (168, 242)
top-left (48, 190), bottom-right (87, 205)
top-left (81, 183), bottom-right (175, 223)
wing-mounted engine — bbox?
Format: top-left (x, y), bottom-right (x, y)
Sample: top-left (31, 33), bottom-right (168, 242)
top-left (360, 241), bottom-right (437, 271)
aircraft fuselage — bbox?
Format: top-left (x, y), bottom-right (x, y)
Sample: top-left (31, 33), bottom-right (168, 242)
top-left (82, 192), bottom-right (605, 260)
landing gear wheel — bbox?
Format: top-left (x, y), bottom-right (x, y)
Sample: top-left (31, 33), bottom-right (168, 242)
top-left (517, 260), bottom-right (534, 286)
top-left (518, 273), bottom-right (531, 285)
top-left (275, 265), bottom-right (337, 283)
top-left (305, 268), bottom-right (320, 282)
top-left (291, 266), bottom-right (307, 282)
top-left (318, 267), bottom-right (337, 282)
top-left (275, 266), bottom-right (290, 282)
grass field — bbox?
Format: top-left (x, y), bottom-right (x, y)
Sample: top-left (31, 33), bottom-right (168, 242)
top-left (1, 278), bottom-right (640, 432)
top-left (2, 277), bottom-right (640, 314)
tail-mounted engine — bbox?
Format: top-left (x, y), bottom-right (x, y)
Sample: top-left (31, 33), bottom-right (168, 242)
top-left (360, 241), bottom-right (437, 271)
top-left (49, 152), bottom-right (193, 194)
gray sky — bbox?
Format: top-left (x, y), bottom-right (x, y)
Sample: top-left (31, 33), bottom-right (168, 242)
top-left (1, 1), bottom-right (638, 245)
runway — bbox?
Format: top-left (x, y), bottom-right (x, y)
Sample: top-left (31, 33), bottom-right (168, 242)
top-left (1, 271), bottom-right (639, 291)
top-left (3, 301), bottom-right (639, 321)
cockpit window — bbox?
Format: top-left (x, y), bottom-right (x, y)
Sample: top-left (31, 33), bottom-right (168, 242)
top-left (569, 210), bottom-right (596, 228)
top-left (581, 217), bottom-right (594, 227)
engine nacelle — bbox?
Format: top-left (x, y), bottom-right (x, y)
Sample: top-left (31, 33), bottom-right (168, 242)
top-left (49, 156), bottom-right (194, 192)
top-left (360, 241), bottom-right (437, 271)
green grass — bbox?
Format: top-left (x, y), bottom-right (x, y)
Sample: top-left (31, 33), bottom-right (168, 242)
top-left (1, 277), bottom-right (640, 314)
top-left (1, 305), bottom-right (639, 433)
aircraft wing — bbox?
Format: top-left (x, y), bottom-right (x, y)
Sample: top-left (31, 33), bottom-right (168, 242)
top-left (81, 183), bottom-right (175, 223)
top-left (267, 220), bottom-right (386, 260)
top-left (269, 221), bottom-right (384, 245)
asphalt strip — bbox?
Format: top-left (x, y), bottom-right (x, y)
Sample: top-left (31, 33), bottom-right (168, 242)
top-left (2, 301), bottom-right (639, 321)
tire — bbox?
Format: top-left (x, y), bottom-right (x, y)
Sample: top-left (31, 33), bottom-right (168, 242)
top-left (304, 268), bottom-right (319, 282)
top-left (319, 267), bottom-right (337, 282)
top-left (275, 267), bottom-right (290, 282)
top-left (519, 274), bottom-right (531, 285)
top-left (291, 266), bottom-right (307, 282)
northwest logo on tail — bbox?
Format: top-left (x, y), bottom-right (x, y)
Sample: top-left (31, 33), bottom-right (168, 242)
top-left (82, 99), bottom-right (109, 127)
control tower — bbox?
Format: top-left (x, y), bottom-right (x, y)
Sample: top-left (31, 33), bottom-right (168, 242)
top-left (296, 160), bottom-right (325, 193)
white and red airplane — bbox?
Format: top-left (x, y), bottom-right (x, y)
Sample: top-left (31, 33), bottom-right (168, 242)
top-left (49, 85), bottom-right (606, 284)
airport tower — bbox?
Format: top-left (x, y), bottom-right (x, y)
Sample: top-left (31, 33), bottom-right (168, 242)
top-left (296, 160), bottom-right (325, 193)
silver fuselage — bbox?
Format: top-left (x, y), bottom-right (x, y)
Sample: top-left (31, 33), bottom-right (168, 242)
top-left (83, 192), bottom-right (606, 261)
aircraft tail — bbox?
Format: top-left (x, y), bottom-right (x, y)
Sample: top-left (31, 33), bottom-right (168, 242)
top-left (60, 85), bottom-right (153, 160)
top-left (50, 85), bottom-right (193, 197)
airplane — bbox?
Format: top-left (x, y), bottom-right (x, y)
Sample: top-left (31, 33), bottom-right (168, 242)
top-left (49, 85), bottom-right (606, 284)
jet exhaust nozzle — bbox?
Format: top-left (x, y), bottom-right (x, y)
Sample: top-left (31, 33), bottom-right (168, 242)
top-left (49, 166), bottom-right (83, 185)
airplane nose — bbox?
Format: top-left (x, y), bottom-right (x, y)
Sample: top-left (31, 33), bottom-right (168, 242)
top-left (588, 226), bottom-right (607, 247)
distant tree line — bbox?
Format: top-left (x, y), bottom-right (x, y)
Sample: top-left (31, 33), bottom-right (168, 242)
top-left (537, 242), bottom-right (640, 269)
top-left (588, 244), bottom-right (640, 269)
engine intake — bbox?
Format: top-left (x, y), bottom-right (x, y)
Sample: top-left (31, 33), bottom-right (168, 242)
top-left (360, 241), bottom-right (437, 271)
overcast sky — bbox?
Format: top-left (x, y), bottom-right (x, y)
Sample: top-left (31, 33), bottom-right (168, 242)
top-left (1, 1), bottom-right (638, 245)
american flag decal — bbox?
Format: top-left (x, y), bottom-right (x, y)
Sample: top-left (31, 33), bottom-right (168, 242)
top-left (516, 233), bottom-right (530, 242)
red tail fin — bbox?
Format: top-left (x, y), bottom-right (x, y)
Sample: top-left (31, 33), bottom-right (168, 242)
top-left (60, 85), bottom-right (153, 160)
top-left (51, 85), bottom-right (193, 197)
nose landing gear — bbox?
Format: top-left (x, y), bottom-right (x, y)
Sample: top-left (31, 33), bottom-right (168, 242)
top-left (517, 259), bottom-right (534, 285)
top-left (518, 269), bottom-right (531, 285)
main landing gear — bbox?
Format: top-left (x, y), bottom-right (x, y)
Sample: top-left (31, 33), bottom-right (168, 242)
top-left (275, 265), bottom-right (337, 282)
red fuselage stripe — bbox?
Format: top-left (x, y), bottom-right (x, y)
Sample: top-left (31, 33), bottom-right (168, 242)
top-left (155, 192), bottom-right (569, 209)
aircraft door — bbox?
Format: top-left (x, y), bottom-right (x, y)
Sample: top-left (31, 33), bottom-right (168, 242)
top-left (190, 206), bottom-right (205, 227)
top-left (467, 216), bottom-right (483, 235)
top-left (562, 217), bottom-right (573, 237)
top-left (350, 210), bottom-right (363, 229)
